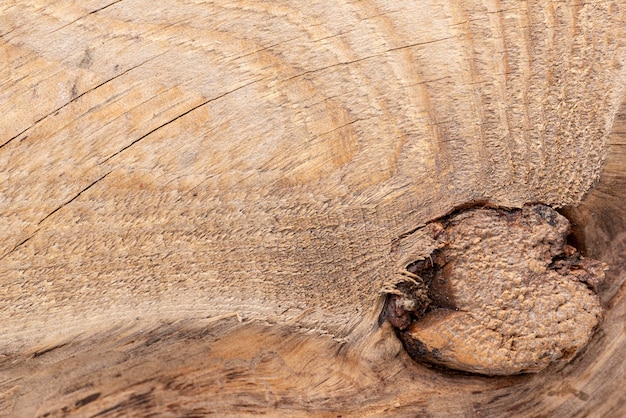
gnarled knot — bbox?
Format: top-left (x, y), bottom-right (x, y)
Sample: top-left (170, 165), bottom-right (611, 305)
top-left (383, 204), bottom-right (606, 376)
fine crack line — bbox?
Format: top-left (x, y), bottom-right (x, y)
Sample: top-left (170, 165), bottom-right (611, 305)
top-left (285, 55), bottom-right (376, 81)
top-left (50, 0), bottom-right (124, 34)
top-left (89, 0), bottom-right (124, 15)
top-left (100, 78), bottom-right (265, 164)
top-left (0, 27), bottom-right (17, 39)
top-left (0, 55), bottom-right (160, 150)
top-left (231, 35), bottom-right (305, 62)
top-left (404, 76), bottom-right (451, 88)
top-left (313, 118), bottom-right (363, 139)
top-left (38, 171), bottom-right (112, 225)
top-left (0, 231), bottom-right (40, 262)
top-left (392, 224), bottom-right (427, 247)
top-left (384, 35), bottom-right (456, 52)
top-left (286, 35), bottom-right (456, 81)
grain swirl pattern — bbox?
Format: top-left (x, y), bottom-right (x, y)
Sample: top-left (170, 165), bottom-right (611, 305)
top-left (1, 1), bottom-right (625, 416)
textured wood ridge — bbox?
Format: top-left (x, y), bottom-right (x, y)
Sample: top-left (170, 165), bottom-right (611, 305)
top-left (1, 1), bottom-right (626, 416)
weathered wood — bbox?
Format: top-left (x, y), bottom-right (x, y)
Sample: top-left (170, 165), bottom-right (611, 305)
top-left (397, 204), bottom-right (604, 375)
top-left (1, 1), bottom-right (625, 416)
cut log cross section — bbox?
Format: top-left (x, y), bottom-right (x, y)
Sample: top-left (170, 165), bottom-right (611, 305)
top-left (1, 1), bottom-right (625, 416)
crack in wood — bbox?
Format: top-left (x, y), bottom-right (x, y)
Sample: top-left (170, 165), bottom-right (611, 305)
top-left (49, 0), bottom-right (125, 34)
top-left (38, 171), bottom-right (112, 225)
top-left (286, 35), bottom-right (457, 81)
top-left (0, 55), bottom-right (161, 150)
top-left (100, 77), bottom-right (268, 165)
top-left (0, 232), bottom-right (40, 262)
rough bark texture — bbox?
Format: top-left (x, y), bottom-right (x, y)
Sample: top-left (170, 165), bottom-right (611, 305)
top-left (396, 204), bottom-right (603, 375)
top-left (1, 1), bottom-right (626, 416)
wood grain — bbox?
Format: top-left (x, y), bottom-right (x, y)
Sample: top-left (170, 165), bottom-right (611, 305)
top-left (1, 1), bottom-right (625, 415)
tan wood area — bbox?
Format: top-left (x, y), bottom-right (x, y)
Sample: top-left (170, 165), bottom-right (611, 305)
top-left (1, 1), bottom-right (625, 416)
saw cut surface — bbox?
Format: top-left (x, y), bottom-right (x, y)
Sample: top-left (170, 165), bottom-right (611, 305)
top-left (400, 204), bottom-right (603, 375)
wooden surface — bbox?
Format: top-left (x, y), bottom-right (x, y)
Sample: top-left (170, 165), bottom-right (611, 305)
top-left (1, 1), bottom-right (625, 416)
top-left (399, 205), bottom-right (604, 376)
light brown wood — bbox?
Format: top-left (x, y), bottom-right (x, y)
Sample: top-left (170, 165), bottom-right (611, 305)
top-left (1, 1), bottom-right (625, 416)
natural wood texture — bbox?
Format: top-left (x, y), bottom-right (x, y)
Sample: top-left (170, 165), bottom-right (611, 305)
top-left (398, 205), bottom-right (604, 375)
top-left (1, 1), bottom-right (625, 416)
